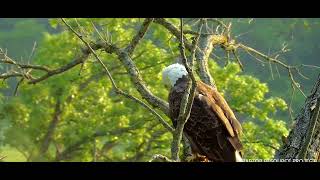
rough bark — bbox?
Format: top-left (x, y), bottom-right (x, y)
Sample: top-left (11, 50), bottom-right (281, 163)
top-left (276, 74), bottom-right (320, 161)
top-left (195, 34), bottom-right (216, 87)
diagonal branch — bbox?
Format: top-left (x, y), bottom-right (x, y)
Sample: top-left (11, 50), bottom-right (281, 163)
top-left (0, 156), bottom-right (6, 161)
top-left (62, 18), bottom-right (173, 133)
top-left (126, 18), bottom-right (153, 55)
top-left (0, 43), bottom-right (106, 84)
top-left (128, 125), bottom-right (166, 162)
top-left (153, 18), bottom-right (193, 51)
top-left (155, 18), bottom-right (217, 87)
top-left (113, 50), bottom-right (170, 115)
top-left (171, 18), bottom-right (202, 161)
top-left (39, 88), bottom-right (63, 155)
top-left (232, 49), bottom-right (244, 71)
top-left (2, 19), bottom-right (171, 132)
top-left (29, 53), bottom-right (89, 84)
top-left (56, 127), bottom-right (133, 161)
top-left (84, 19), bottom-right (170, 115)
top-left (243, 140), bottom-right (279, 151)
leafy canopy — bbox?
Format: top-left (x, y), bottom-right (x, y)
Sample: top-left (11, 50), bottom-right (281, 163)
top-left (0, 18), bottom-right (291, 161)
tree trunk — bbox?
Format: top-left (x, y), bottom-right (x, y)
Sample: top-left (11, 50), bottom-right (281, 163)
top-left (276, 74), bottom-right (320, 161)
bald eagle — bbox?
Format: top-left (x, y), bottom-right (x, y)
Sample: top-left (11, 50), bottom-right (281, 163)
top-left (162, 63), bottom-right (243, 162)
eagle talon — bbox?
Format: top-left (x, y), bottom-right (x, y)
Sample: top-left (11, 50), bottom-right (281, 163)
top-left (185, 154), bottom-right (197, 162)
top-left (185, 154), bottom-right (210, 162)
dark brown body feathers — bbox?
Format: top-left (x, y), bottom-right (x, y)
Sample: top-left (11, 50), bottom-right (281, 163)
top-left (169, 76), bottom-right (243, 162)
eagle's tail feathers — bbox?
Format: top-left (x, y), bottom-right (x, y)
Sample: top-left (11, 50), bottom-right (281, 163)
top-left (235, 150), bottom-right (243, 162)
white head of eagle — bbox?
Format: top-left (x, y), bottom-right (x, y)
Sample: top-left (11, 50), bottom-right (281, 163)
top-left (162, 63), bottom-right (188, 88)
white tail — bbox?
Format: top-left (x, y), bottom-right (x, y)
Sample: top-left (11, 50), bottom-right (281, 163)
top-left (235, 150), bottom-right (243, 162)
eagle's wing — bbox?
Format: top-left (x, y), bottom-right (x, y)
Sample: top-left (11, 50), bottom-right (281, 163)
top-left (196, 81), bottom-right (242, 137)
top-left (168, 79), bottom-right (243, 161)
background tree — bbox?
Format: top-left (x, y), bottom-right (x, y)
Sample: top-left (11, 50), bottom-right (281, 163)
top-left (0, 18), bottom-right (319, 161)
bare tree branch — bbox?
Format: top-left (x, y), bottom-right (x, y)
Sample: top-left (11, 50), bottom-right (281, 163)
top-left (0, 44), bottom-right (105, 84)
top-left (3, 18), bottom-right (317, 162)
top-left (232, 50), bottom-right (244, 71)
top-left (195, 34), bottom-right (217, 86)
top-left (171, 18), bottom-right (202, 161)
top-left (1, 48), bottom-right (50, 72)
top-left (195, 21), bottom-right (228, 86)
top-left (61, 18), bottom-right (173, 133)
top-left (238, 43), bottom-right (307, 98)
top-left (126, 18), bottom-right (153, 55)
top-left (113, 50), bottom-right (170, 115)
top-left (13, 78), bottom-right (24, 96)
top-left (129, 128), bottom-right (167, 162)
top-left (0, 156), bottom-right (6, 161)
top-left (0, 71), bottom-right (23, 80)
top-left (153, 18), bottom-right (193, 51)
top-left (207, 18), bottom-right (228, 29)
top-left (29, 53), bottom-right (90, 84)
top-left (243, 140), bottom-right (279, 151)
top-left (56, 127), bottom-right (133, 161)
top-left (92, 20), bottom-right (171, 115)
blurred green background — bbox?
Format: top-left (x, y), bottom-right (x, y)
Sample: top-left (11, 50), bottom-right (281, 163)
top-left (0, 18), bottom-right (319, 161)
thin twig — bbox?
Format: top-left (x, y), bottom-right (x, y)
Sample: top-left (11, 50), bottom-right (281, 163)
top-left (239, 43), bottom-right (307, 98)
top-left (302, 64), bottom-right (320, 69)
top-left (0, 156), bottom-right (7, 161)
top-left (207, 18), bottom-right (228, 29)
top-left (225, 51), bottom-right (230, 67)
top-left (268, 59), bottom-right (274, 80)
top-left (13, 78), bottom-right (24, 96)
top-left (232, 50), bottom-right (244, 71)
top-left (27, 41), bottom-right (37, 63)
top-left (126, 18), bottom-right (153, 55)
top-left (1, 48), bottom-right (51, 72)
top-left (171, 18), bottom-right (201, 161)
top-left (56, 127), bottom-right (133, 161)
top-left (243, 140), bottom-right (279, 151)
top-left (288, 87), bottom-right (296, 122)
top-left (153, 18), bottom-right (193, 51)
top-left (61, 18), bottom-right (174, 133)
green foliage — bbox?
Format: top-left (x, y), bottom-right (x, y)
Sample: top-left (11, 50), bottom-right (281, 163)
top-left (2, 18), bottom-right (318, 161)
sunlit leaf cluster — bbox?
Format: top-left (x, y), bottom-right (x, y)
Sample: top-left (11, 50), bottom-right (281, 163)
top-left (2, 18), bottom-right (317, 161)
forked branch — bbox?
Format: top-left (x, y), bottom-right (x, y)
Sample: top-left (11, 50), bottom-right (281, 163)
top-left (61, 18), bottom-right (174, 133)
